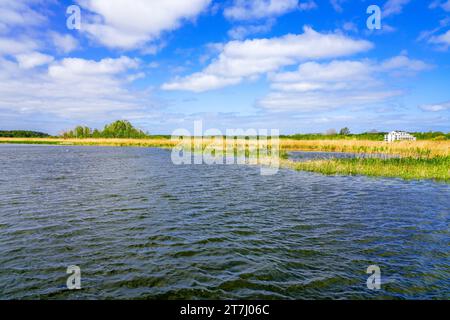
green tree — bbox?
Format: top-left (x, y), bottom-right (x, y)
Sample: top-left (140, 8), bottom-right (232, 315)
top-left (61, 120), bottom-right (148, 139)
top-left (340, 127), bottom-right (351, 135)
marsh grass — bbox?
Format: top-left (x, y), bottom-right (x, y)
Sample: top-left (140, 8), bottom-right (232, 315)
top-left (279, 139), bottom-right (449, 182)
top-left (279, 139), bottom-right (449, 158)
top-left (1, 137), bottom-right (449, 181)
top-left (282, 157), bottom-right (450, 182)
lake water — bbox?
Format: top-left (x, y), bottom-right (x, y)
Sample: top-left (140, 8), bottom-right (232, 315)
top-left (0, 145), bottom-right (448, 299)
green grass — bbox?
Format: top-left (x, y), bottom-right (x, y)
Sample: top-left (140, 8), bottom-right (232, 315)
top-left (284, 156), bottom-right (450, 182)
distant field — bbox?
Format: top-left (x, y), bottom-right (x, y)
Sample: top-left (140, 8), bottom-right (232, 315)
top-left (1, 137), bottom-right (449, 181)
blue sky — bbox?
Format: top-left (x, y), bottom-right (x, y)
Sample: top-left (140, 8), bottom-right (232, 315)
top-left (1, 0), bottom-right (450, 135)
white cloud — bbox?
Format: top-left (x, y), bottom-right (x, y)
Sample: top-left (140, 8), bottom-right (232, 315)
top-left (225, 1), bottom-right (316, 40)
top-left (162, 27), bottom-right (373, 92)
top-left (429, 0), bottom-right (450, 11)
top-left (259, 54), bottom-right (431, 112)
top-left (15, 51), bottom-right (54, 69)
top-left (0, 56), bottom-right (149, 119)
top-left (227, 20), bottom-right (275, 40)
top-left (429, 30), bottom-right (450, 48)
top-left (342, 22), bottom-right (358, 33)
top-left (51, 32), bottom-right (79, 54)
top-left (224, 0), bottom-right (301, 21)
top-left (77, 0), bottom-right (211, 50)
top-left (0, 0), bottom-right (46, 32)
top-left (270, 60), bottom-right (373, 84)
top-left (0, 36), bottom-right (39, 55)
top-left (259, 90), bottom-right (401, 112)
top-left (420, 101), bottom-right (450, 112)
top-left (162, 74), bottom-right (242, 92)
top-left (380, 55), bottom-right (433, 72)
top-left (417, 17), bottom-right (450, 45)
top-left (299, 1), bottom-right (317, 11)
top-left (383, 0), bottom-right (411, 17)
top-left (48, 56), bottom-right (139, 79)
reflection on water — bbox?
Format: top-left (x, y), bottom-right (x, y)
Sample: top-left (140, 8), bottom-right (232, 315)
top-left (0, 145), bottom-right (448, 299)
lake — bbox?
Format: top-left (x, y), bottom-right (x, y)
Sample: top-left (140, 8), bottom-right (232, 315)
top-left (0, 145), bottom-right (448, 299)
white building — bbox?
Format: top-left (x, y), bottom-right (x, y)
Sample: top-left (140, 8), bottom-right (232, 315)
top-left (384, 131), bottom-right (417, 143)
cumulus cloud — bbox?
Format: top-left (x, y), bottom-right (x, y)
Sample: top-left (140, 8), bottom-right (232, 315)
top-left (429, 30), bottom-right (450, 49)
top-left (224, 0), bottom-right (301, 21)
top-left (162, 27), bottom-right (373, 92)
top-left (0, 0), bottom-right (46, 32)
top-left (15, 51), bottom-right (54, 69)
top-left (380, 54), bottom-right (433, 73)
top-left (270, 60), bottom-right (373, 84)
top-left (419, 101), bottom-right (450, 112)
top-left (77, 0), bottom-right (211, 50)
top-left (383, 0), bottom-right (411, 17)
top-left (48, 56), bottom-right (139, 79)
top-left (0, 56), bottom-right (150, 119)
top-left (228, 20), bottom-right (275, 40)
top-left (0, 36), bottom-right (39, 56)
top-left (258, 54), bottom-right (431, 112)
top-left (259, 90), bottom-right (401, 112)
top-left (50, 32), bottom-right (79, 54)
top-left (224, 1), bottom-right (316, 40)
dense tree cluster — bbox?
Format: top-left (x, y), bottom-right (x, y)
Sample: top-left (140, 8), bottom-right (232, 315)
top-left (62, 120), bottom-right (148, 139)
top-left (0, 131), bottom-right (50, 138)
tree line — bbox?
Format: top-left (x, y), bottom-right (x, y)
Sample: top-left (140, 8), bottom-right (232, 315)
top-left (282, 128), bottom-right (450, 141)
top-left (61, 120), bottom-right (149, 139)
top-left (0, 131), bottom-right (50, 138)
top-left (2, 122), bottom-right (448, 140)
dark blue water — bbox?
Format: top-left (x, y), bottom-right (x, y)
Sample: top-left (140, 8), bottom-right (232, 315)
top-left (0, 145), bottom-right (448, 299)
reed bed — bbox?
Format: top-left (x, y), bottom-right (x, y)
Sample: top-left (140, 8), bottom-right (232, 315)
top-left (279, 139), bottom-right (450, 181)
top-left (1, 137), bottom-right (449, 157)
top-left (0, 137), bottom-right (177, 148)
top-left (282, 157), bottom-right (450, 182)
top-left (280, 139), bottom-right (450, 158)
top-left (1, 137), bottom-right (449, 181)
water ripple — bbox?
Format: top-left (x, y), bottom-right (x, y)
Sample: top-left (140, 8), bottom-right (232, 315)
top-left (0, 145), bottom-right (448, 299)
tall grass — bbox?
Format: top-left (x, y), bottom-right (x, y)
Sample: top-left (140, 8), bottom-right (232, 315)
top-left (280, 139), bottom-right (450, 158)
top-left (1, 137), bottom-right (449, 181)
top-left (1, 137), bottom-right (449, 157)
top-left (282, 157), bottom-right (450, 182)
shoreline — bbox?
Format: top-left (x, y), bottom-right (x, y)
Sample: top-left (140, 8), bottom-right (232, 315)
top-left (1, 137), bottom-right (449, 182)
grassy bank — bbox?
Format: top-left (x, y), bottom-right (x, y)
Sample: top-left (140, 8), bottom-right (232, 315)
top-left (279, 139), bottom-right (449, 182)
top-left (282, 157), bottom-right (450, 182)
top-left (1, 137), bottom-right (449, 182)
top-left (0, 137), bottom-right (176, 148)
top-left (2, 137), bottom-right (449, 156)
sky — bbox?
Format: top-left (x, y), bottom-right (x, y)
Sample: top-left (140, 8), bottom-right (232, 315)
top-left (1, 0), bottom-right (450, 135)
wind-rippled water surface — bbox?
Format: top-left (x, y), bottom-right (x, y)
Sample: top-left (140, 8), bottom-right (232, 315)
top-left (0, 145), bottom-right (448, 299)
